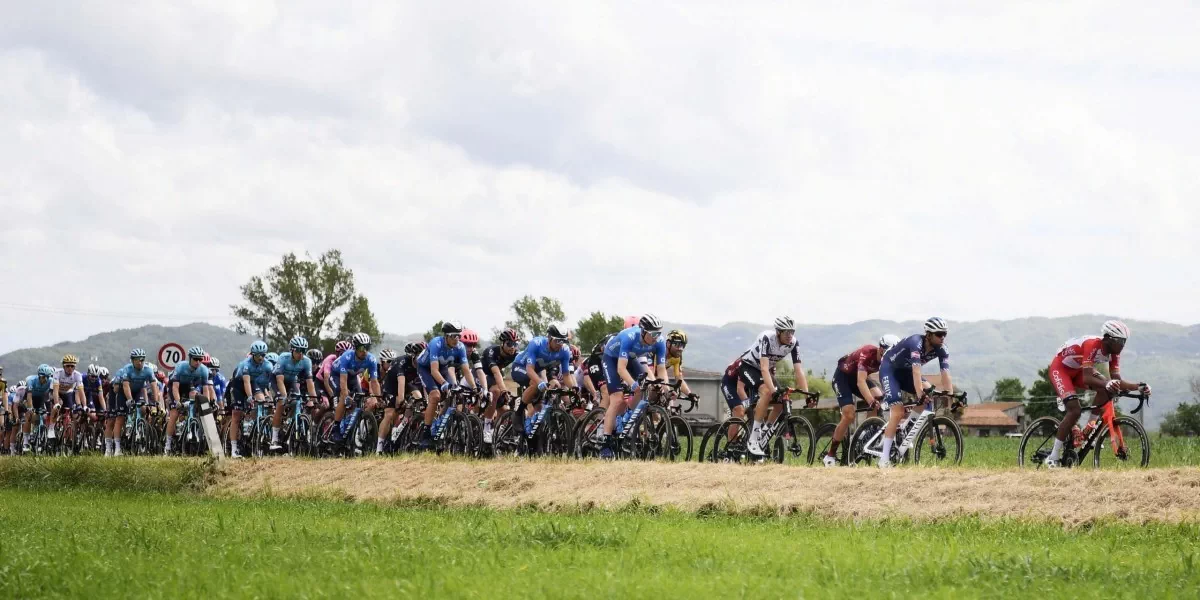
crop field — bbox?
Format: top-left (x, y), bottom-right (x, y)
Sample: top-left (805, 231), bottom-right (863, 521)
top-left (3, 456), bottom-right (1200, 598)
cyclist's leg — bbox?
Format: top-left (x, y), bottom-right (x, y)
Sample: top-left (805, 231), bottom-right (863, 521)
top-left (877, 365), bottom-right (908, 465)
top-left (164, 387), bottom-right (184, 453)
top-left (600, 354), bottom-right (633, 445)
top-left (228, 386), bottom-right (249, 456)
top-left (1047, 358), bottom-right (1085, 462)
top-left (418, 364), bottom-right (441, 429)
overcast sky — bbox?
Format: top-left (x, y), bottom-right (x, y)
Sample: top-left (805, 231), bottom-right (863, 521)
top-left (2, 2), bottom-right (1198, 354)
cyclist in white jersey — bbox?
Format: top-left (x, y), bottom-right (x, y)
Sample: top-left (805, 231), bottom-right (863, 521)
top-left (52, 354), bottom-right (86, 440)
top-left (737, 316), bottom-right (809, 457)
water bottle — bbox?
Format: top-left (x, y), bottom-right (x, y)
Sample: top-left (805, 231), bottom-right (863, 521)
top-left (526, 404), bottom-right (549, 436)
top-left (621, 399), bottom-right (648, 437)
top-left (434, 405), bottom-right (455, 438)
top-left (242, 419), bottom-right (253, 438)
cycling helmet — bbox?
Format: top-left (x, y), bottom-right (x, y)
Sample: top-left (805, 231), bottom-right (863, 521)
top-left (667, 329), bottom-right (688, 346)
top-left (250, 340), bottom-right (269, 355)
top-left (1102, 320), bottom-right (1129, 340)
top-left (499, 328), bottom-right (520, 344)
top-left (879, 334), bottom-right (901, 349)
top-left (335, 340), bottom-right (352, 353)
top-left (923, 317), bottom-right (948, 334)
top-left (306, 349), bottom-right (323, 362)
top-left (623, 315), bottom-right (640, 329)
top-left (201, 352), bottom-right (212, 365)
top-left (351, 332), bottom-right (371, 347)
top-left (98, 367), bottom-right (110, 377)
top-left (591, 342), bottom-right (605, 355)
top-left (379, 348), bottom-right (398, 362)
top-left (570, 345), bottom-right (581, 361)
top-left (87, 364), bottom-right (100, 377)
top-left (774, 316), bottom-right (795, 332)
top-left (187, 346), bottom-right (205, 360)
top-left (289, 335), bottom-right (309, 351)
top-left (638, 314), bottom-right (662, 333)
top-left (130, 348), bottom-right (147, 360)
top-left (37, 364), bottom-right (54, 377)
top-left (461, 329), bottom-right (480, 345)
top-left (405, 341), bottom-right (427, 356)
top-left (265, 352), bottom-right (279, 365)
top-left (547, 324), bottom-right (570, 341)
top-left (62, 354), bottom-right (78, 366)
top-left (209, 358), bottom-right (221, 369)
top-left (442, 320), bottom-right (464, 335)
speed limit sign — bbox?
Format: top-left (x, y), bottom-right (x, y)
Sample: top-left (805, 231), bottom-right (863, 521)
top-left (158, 343), bottom-right (185, 370)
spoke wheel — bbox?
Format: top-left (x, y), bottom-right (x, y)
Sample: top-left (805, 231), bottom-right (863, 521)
top-left (708, 418), bottom-right (749, 463)
top-left (913, 416), bottom-right (964, 466)
top-left (848, 416), bottom-right (886, 466)
top-left (665, 415), bottom-right (693, 462)
top-left (572, 409), bottom-right (606, 459)
top-left (771, 415), bottom-right (815, 466)
top-left (1093, 416), bottom-right (1151, 469)
top-left (1017, 416), bottom-right (1061, 469)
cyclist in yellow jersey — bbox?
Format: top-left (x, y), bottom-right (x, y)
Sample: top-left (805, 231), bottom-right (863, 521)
top-left (664, 330), bottom-right (693, 397)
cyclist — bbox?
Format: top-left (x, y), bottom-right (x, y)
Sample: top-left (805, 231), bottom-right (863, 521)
top-left (6, 383), bottom-right (22, 454)
top-left (19, 365), bottom-right (58, 452)
top-left (511, 324), bottom-right (576, 426)
top-left (480, 328), bottom-right (520, 443)
top-left (230, 341), bottom-right (275, 458)
top-left (876, 317), bottom-right (953, 468)
top-left (581, 339), bottom-right (609, 407)
top-left (268, 336), bottom-right (318, 452)
top-left (208, 358), bottom-right (227, 410)
top-left (823, 334), bottom-right (899, 466)
top-left (663, 329), bottom-right (694, 397)
top-left (0, 365), bottom-right (7, 438)
top-left (318, 341), bottom-right (351, 401)
top-left (378, 344), bottom-right (423, 454)
top-left (461, 329), bottom-right (488, 397)
top-left (739, 316), bottom-right (809, 458)
top-left (416, 321), bottom-right (477, 446)
top-left (108, 349), bottom-right (162, 457)
top-left (164, 346), bottom-right (214, 455)
top-left (600, 314), bottom-right (668, 457)
top-left (331, 333), bottom-right (382, 444)
top-left (1044, 320), bottom-right (1149, 467)
top-left (50, 354), bottom-right (85, 441)
top-left (83, 364), bottom-right (106, 415)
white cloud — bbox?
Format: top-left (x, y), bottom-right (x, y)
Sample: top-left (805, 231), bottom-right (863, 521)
top-left (1, 1), bottom-right (1198, 355)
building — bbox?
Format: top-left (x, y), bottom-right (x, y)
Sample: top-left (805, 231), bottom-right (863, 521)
top-left (959, 401), bottom-right (1025, 437)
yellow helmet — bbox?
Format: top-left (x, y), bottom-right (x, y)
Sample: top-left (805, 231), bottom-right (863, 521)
top-left (666, 329), bottom-right (688, 346)
top-left (62, 354), bottom-right (78, 366)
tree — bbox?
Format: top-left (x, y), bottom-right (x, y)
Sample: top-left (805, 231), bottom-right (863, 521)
top-left (231, 250), bottom-right (364, 350)
top-left (1025, 368), bottom-right (1059, 421)
top-left (503, 295), bottom-right (566, 341)
top-left (329, 295), bottom-right (381, 351)
top-left (424, 321), bottom-right (447, 343)
top-left (575, 312), bottom-right (624, 352)
top-left (1159, 377), bottom-right (1200, 437)
top-left (992, 377), bottom-right (1026, 402)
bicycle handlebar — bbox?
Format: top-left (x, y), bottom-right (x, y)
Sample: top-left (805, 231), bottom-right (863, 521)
top-left (1117, 390), bottom-right (1149, 415)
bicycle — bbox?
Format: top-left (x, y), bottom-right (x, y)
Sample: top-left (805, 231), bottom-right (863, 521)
top-left (848, 389), bottom-right (967, 467)
top-left (644, 380), bottom-right (698, 462)
top-left (812, 399), bottom-right (882, 466)
top-left (121, 398), bottom-right (160, 456)
top-left (278, 392), bottom-right (317, 457)
top-left (169, 395), bottom-right (213, 457)
top-left (494, 387), bottom-right (577, 458)
top-left (318, 392), bottom-right (382, 457)
top-left (71, 405), bottom-right (105, 456)
top-left (573, 381), bottom-right (679, 461)
top-left (20, 407), bottom-right (51, 456)
top-left (1017, 390), bottom-right (1150, 469)
top-left (705, 388), bottom-right (817, 465)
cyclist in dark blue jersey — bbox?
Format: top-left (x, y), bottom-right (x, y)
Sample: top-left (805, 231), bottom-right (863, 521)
top-left (415, 321), bottom-right (477, 446)
top-left (480, 328), bottom-right (521, 442)
top-left (230, 341), bottom-right (274, 458)
top-left (330, 332), bottom-right (382, 443)
top-left (599, 314), bottom-right (669, 457)
top-left (876, 317), bottom-right (954, 468)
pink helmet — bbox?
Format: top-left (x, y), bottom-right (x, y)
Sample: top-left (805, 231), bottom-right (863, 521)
top-left (335, 340), bottom-right (353, 353)
top-left (623, 315), bottom-right (640, 329)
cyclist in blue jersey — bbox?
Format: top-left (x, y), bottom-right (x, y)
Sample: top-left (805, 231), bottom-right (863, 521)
top-left (106, 349), bottom-right (162, 457)
top-left (512, 324), bottom-right (577, 426)
top-left (416, 321), bottom-right (477, 446)
top-left (331, 332), bottom-right (383, 442)
top-left (230, 341), bottom-right (274, 458)
top-left (208, 358), bottom-right (227, 409)
top-left (269, 336), bottom-right (318, 451)
top-left (20, 365), bottom-right (59, 452)
top-left (83, 364), bottom-right (106, 415)
top-left (599, 314), bottom-right (669, 457)
top-left (876, 317), bottom-right (953, 468)
top-left (164, 346), bottom-right (213, 455)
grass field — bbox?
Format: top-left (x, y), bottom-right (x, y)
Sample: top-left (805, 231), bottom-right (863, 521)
top-left (2, 487), bottom-right (1199, 599)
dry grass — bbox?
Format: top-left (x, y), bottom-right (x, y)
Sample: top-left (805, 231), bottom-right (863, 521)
top-left (210, 457), bottom-right (1200, 524)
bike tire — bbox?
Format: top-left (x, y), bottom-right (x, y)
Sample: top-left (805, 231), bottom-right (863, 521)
top-left (440, 412), bottom-right (472, 457)
top-left (667, 415), bottom-right (693, 462)
top-left (848, 416), bottom-right (886, 466)
top-left (771, 415), bottom-right (815, 466)
top-left (572, 408), bottom-right (606, 459)
top-left (315, 412), bottom-right (338, 458)
top-left (132, 420), bottom-right (154, 456)
top-left (696, 423), bottom-right (719, 463)
top-left (493, 410), bottom-right (523, 458)
top-left (290, 413), bottom-right (315, 457)
top-left (912, 416), bottom-right (964, 466)
top-left (181, 419), bottom-right (204, 456)
top-left (537, 408), bottom-right (573, 458)
top-left (463, 413), bottom-right (485, 458)
top-left (353, 411), bottom-right (378, 457)
top-left (708, 418), bottom-right (749, 463)
top-left (1017, 416), bottom-right (1061, 469)
top-left (1093, 415), bottom-right (1151, 469)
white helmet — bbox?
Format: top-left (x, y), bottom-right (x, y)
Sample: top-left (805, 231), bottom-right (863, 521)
top-left (87, 364), bottom-right (100, 377)
top-left (879, 334), bottom-right (901, 349)
top-left (923, 317), bottom-right (948, 334)
top-left (1101, 320), bottom-right (1129, 340)
top-left (773, 316), bottom-right (795, 332)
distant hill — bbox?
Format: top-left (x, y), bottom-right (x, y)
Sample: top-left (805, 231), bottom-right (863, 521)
top-left (2, 317), bottom-right (1197, 427)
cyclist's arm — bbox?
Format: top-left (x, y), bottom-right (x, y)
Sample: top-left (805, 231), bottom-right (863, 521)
top-left (171, 381), bottom-right (180, 403)
top-left (488, 366), bottom-right (505, 394)
top-left (274, 374), bottom-right (287, 395)
top-left (654, 363), bottom-right (668, 383)
top-left (793, 361), bottom-right (809, 393)
top-left (338, 371), bottom-right (349, 399)
top-left (50, 381), bottom-right (60, 404)
top-left (305, 378), bottom-right (317, 401)
top-left (939, 371), bottom-right (953, 394)
top-left (911, 365), bottom-right (924, 399)
top-left (460, 364), bottom-right (477, 389)
top-left (758, 356), bottom-right (774, 391)
top-left (473, 367), bottom-right (486, 390)
top-left (122, 380), bottom-right (132, 402)
top-left (152, 381), bottom-right (164, 409)
top-left (616, 356), bottom-right (634, 388)
top-left (524, 360), bottom-right (542, 388)
top-left (369, 377), bottom-right (381, 398)
top-left (856, 370), bottom-right (874, 404)
top-left (242, 374), bottom-right (253, 398)
top-left (74, 384), bottom-right (85, 406)
top-left (582, 374), bottom-right (597, 395)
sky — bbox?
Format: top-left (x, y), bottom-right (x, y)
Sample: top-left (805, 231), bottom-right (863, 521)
top-left (2, 1), bottom-right (1198, 354)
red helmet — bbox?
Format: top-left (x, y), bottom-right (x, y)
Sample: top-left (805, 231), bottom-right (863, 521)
top-left (623, 315), bottom-right (640, 329)
top-left (201, 352), bottom-right (212, 366)
top-left (461, 329), bottom-right (480, 345)
top-left (498, 328), bottom-right (520, 344)
top-left (334, 340), bottom-right (352, 353)
top-left (570, 345), bottom-right (581, 360)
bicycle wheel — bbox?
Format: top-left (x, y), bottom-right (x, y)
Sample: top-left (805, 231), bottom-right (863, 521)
top-left (1017, 416), bottom-right (1061, 469)
top-left (132, 420), bottom-right (154, 456)
top-left (771, 415), bottom-right (815, 466)
top-left (493, 411), bottom-right (524, 458)
top-left (708, 418), bottom-right (749, 463)
top-left (290, 413), bottom-right (315, 457)
top-left (572, 409), bottom-right (606, 459)
top-left (912, 416), bottom-right (963, 466)
top-left (315, 412), bottom-right (338, 458)
top-left (353, 411), bottom-right (378, 457)
top-left (1093, 416), bottom-right (1151, 469)
top-left (667, 415), bottom-right (693, 462)
top-left (181, 419), bottom-right (204, 456)
top-left (696, 423), bottom-right (719, 463)
top-left (848, 416), bottom-right (886, 466)
top-left (464, 413), bottom-right (485, 458)
top-left (537, 408), bottom-right (573, 458)
top-left (441, 412), bottom-right (473, 456)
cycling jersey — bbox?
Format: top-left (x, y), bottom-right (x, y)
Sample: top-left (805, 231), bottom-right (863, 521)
top-left (738, 330), bottom-right (802, 370)
top-left (331, 349), bottom-right (380, 380)
top-left (210, 372), bottom-right (228, 401)
top-left (518, 336), bottom-right (572, 372)
top-left (317, 354), bottom-right (338, 384)
top-left (115, 363), bottom-right (157, 394)
top-left (837, 344), bottom-right (883, 378)
top-left (232, 356), bottom-right (274, 390)
top-left (273, 353), bottom-right (314, 385)
top-left (418, 336), bottom-right (468, 369)
top-left (881, 334), bottom-right (949, 372)
top-left (480, 345), bottom-right (517, 373)
top-left (1053, 336), bottom-right (1120, 373)
top-left (24, 375), bottom-right (55, 397)
top-left (0, 376), bottom-right (7, 397)
top-left (582, 354), bottom-right (605, 388)
top-left (83, 374), bottom-right (103, 401)
top-left (382, 355), bottom-right (421, 397)
top-left (54, 368), bottom-right (84, 394)
top-left (666, 354), bottom-right (684, 377)
top-left (603, 326), bottom-right (668, 365)
top-left (467, 349), bottom-right (483, 371)
top-left (170, 361), bottom-right (211, 388)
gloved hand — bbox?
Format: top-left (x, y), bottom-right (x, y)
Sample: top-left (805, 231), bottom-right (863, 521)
top-left (439, 381), bottom-right (452, 393)
top-left (1105, 379), bottom-right (1122, 395)
top-left (1138, 382), bottom-right (1152, 397)
top-left (537, 381), bottom-right (548, 392)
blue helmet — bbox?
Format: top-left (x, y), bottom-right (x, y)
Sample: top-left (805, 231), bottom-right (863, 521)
top-left (130, 348), bottom-right (147, 360)
top-left (249, 341), bottom-right (269, 355)
top-left (289, 335), bottom-right (309, 351)
top-left (37, 364), bottom-right (54, 377)
top-left (265, 352), bottom-right (279, 365)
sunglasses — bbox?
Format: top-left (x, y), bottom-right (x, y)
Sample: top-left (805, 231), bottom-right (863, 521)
top-left (669, 341), bottom-right (685, 348)
top-left (503, 341), bottom-right (517, 348)
top-left (446, 333), bottom-right (461, 339)
top-left (932, 332), bottom-right (947, 339)
top-left (252, 353), bottom-right (266, 358)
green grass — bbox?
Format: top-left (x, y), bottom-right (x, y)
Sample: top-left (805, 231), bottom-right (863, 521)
top-left (1, 488), bottom-right (1199, 599)
top-left (0, 456), bottom-right (211, 492)
top-left (958, 435), bottom-right (1200, 468)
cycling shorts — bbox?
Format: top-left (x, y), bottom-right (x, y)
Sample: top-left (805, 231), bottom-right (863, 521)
top-left (831, 368), bottom-right (879, 407)
top-left (878, 364), bottom-right (918, 406)
top-left (510, 363), bottom-right (546, 388)
top-left (601, 355), bottom-right (647, 394)
top-left (57, 390), bottom-right (78, 410)
top-left (417, 364), bottom-right (452, 393)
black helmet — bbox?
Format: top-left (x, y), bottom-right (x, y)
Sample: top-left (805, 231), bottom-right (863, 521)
top-left (547, 324), bottom-right (570, 342)
top-left (442, 320), bottom-right (463, 335)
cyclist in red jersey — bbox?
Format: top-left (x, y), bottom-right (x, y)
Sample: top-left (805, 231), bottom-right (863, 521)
top-left (1044, 320), bottom-right (1150, 467)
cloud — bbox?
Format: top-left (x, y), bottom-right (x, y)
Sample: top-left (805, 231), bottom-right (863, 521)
top-left (1, 1), bottom-right (1198, 355)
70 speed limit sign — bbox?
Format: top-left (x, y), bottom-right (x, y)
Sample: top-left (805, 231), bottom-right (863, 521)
top-left (158, 343), bottom-right (185, 370)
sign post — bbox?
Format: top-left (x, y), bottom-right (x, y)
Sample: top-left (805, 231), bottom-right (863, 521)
top-left (158, 342), bottom-right (224, 459)
top-left (157, 343), bottom-right (185, 371)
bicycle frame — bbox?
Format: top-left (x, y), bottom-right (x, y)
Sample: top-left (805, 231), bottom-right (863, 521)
top-left (1070, 391), bottom-right (1147, 462)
